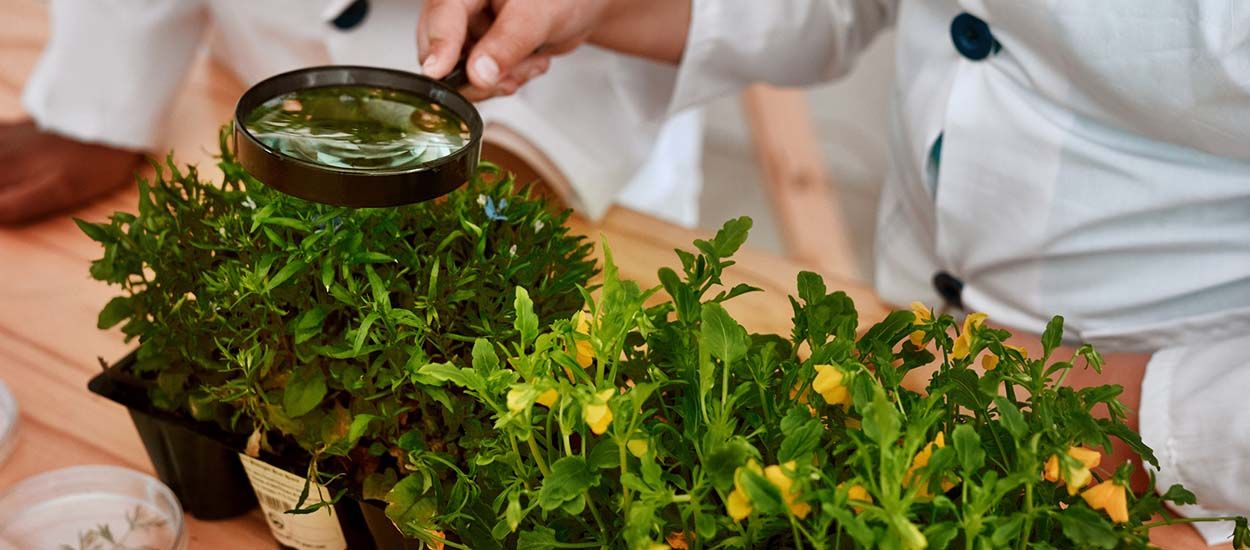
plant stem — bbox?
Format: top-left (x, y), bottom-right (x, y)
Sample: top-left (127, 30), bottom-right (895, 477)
top-left (1017, 481), bottom-right (1034, 550)
top-left (526, 437), bottom-right (550, 476)
top-left (1141, 516), bottom-right (1244, 529)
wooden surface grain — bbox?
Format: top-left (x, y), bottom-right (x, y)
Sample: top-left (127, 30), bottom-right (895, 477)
top-left (0, 1), bottom-right (1222, 548)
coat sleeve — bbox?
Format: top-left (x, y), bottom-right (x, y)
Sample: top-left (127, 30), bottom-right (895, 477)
top-left (617, 0), bottom-right (900, 119)
top-left (21, 0), bottom-right (209, 150)
top-left (1139, 334), bottom-right (1250, 546)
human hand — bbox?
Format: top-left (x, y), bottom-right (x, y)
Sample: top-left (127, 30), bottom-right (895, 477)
top-left (418, 0), bottom-right (613, 100)
top-left (0, 121), bottom-right (143, 225)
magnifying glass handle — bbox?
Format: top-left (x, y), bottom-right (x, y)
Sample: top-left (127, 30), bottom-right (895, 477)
top-left (440, 60), bottom-right (470, 90)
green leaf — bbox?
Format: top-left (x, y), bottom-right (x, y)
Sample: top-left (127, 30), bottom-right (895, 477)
top-left (710, 216), bottom-right (752, 257)
top-left (1160, 484), bottom-right (1196, 506)
top-left (993, 397), bottom-right (1027, 439)
top-left (537, 456), bottom-right (600, 512)
top-left (292, 306), bottom-right (330, 345)
top-left (266, 259), bottom-right (308, 291)
top-left (516, 526), bottom-right (560, 550)
top-left (701, 302), bottom-right (748, 364)
top-left (384, 475), bottom-right (436, 529)
top-left (778, 419), bottom-right (824, 462)
top-left (362, 470), bottom-right (397, 501)
top-left (97, 296), bottom-right (132, 329)
top-left (1057, 506), bottom-right (1119, 549)
top-left (705, 440), bottom-right (751, 492)
top-left (861, 389), bottom-right (900, 447)
top-left (737, 468), bottom-right (784, 515)
top-left (951, 424), bottom-right (986, 473)
top-left (991, 514), bottom-right (1026, 547)
top-left (352, 312), bottom-right (378, 355)
top-left (1041, 316), bottom-right (1064, 359)
top-left (284, 365), bottom-right (326, 418)
top-left (471, 338), bottom-right (499, 373)
top-left (796, 271), bottom-right (827, 305)
top-left (74, 218), bottom-right (112, 243)
top-left (513, 287), bottom-right (538, 347)
top-left (587, 440), bottom-right (620, 470)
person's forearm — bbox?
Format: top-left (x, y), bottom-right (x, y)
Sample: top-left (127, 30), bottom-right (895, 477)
top-left (590, 0), bottom-right (692, 64)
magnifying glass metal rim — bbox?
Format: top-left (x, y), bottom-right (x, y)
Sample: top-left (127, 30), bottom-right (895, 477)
top-left (232, 64), bottom-right (483, 208)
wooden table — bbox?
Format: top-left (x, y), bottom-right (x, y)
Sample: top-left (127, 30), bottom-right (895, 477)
top-left (0, 2), bottom-right (1220, 548)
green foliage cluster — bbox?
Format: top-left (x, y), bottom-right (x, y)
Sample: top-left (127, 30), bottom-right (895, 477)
top-left (392, 217), bottom-right (1250, 549)
top-left (79, 130), bottom-right (596, 487)
top-left (81, 134), bottom-right (1248, 548)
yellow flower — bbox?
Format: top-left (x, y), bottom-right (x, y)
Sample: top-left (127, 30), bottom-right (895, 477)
top-left (981, 353), bottom-right (1000, 371)
top-left (1082, 479), bottom-right (1129, 523)
top-left (647, 545), bottom-right (670, 550)
top-left (983, 344), bottom-right (1028, 371)
top-left (627, 438), bottom-right (649, 458)
top-left (951, 312), bottom-right (988, 360)
top-left (726, 487), bottom-right (753, 521)
top-left (583, 389), bottom-right (615, 435)
top-left (726, 460), bottom-right (762, 521)
top-left (1044, 446), bottom-right (1102, 496)
top-left (573, 310), bottom-right (595, 368)
top-left (812, 364), bottom-right (853, 408)
top-left (842, 482), bottom-right (873, 514)
top-left (536, 388), bottom-right (559, 408)
top-left (764, 461), bottom-right (812, 519)
top-left (905, 433), bottom-right (957, 497)
top-left (911, 301), bottom-right (933, 324)
top-left (505, 387), bottom-right (529, 412)
top-left (909, 302), bottom-right (932, 347)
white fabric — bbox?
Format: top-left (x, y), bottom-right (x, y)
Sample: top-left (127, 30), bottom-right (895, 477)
top-left (615, 0), bottom-right (1250, 543)
top-left (21, 0), bottom-right (704, 225)
top-left (1141, 337), bottom-right (1250, 545)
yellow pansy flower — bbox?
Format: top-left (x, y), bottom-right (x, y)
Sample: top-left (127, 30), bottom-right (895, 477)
top-left (627, 438), bottom-right (649, 458)
top-left (1044, 446), bottom-right (1102, 496)
top-left (726, 460), bottom-right (763, 521)
top-left (573, 310), bottom-right (595, 368)
top-left (983, 344), bottom-right (1029, 371)
top-left (812, 364), bottom-right (853, 408)
top-left (1082, 479), bottom-right (1130, 523)
top-left (951, 312), bottom-right (988, 360)
top-left (842, 482), bottom-right (873, 514)
top-left (764, 461), bottom-right (812, 519)
top-left (905, 432), bottom-right (957, 497)
top-left (726, 487), bottom-right (752, 521)
top-left (536, 388), bottom-right (559, 408)
top-left (909, 302), bottom-right (932, 347)
top-left (583, 388), bottom-right (615, 435)
top-left (982, 353), bottom-right (1000, 371)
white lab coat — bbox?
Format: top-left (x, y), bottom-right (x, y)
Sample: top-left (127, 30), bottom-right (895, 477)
top-left (21, 0), bottom-right (705, 226)
top-left (613, 0), bottom-right (1250, 543)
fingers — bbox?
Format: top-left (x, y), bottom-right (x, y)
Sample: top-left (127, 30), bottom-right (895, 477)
top-left (419, 0), bottom-right (482, 79)
top-left (466, 1), bottom-right (552, 88)
top-left (459, 54), bottom-right (551, 101)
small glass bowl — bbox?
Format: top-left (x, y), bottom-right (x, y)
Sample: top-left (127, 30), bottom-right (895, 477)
top-left (0, 465), bottom-right (188, 550)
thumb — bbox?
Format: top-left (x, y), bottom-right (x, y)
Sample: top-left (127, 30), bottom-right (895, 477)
top-left (419, 0), bottom-right (474, 79)
top-left (466, 2), bottom-right (551, 88)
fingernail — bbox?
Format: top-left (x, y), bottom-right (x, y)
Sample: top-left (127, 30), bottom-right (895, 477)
top-left (473, 55), bottom-right (500, 86)
top-left (421, 53), bottom-right (439, 75)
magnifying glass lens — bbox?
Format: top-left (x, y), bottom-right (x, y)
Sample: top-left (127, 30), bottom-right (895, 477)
top-left (243, 85), bottom-right (471, 172)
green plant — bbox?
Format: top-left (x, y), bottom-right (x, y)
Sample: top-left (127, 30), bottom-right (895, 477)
top-left (392, 218), bottom-right (1249, 549)
top-left (79, 129), bottom-right (596, 492)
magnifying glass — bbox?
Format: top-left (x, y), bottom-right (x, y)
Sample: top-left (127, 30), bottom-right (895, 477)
top-left (233, 65), bottom-right (482, 207)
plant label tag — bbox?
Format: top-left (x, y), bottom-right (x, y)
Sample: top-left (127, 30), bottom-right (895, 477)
top-left (238, 454), bottom-right (348, 550)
